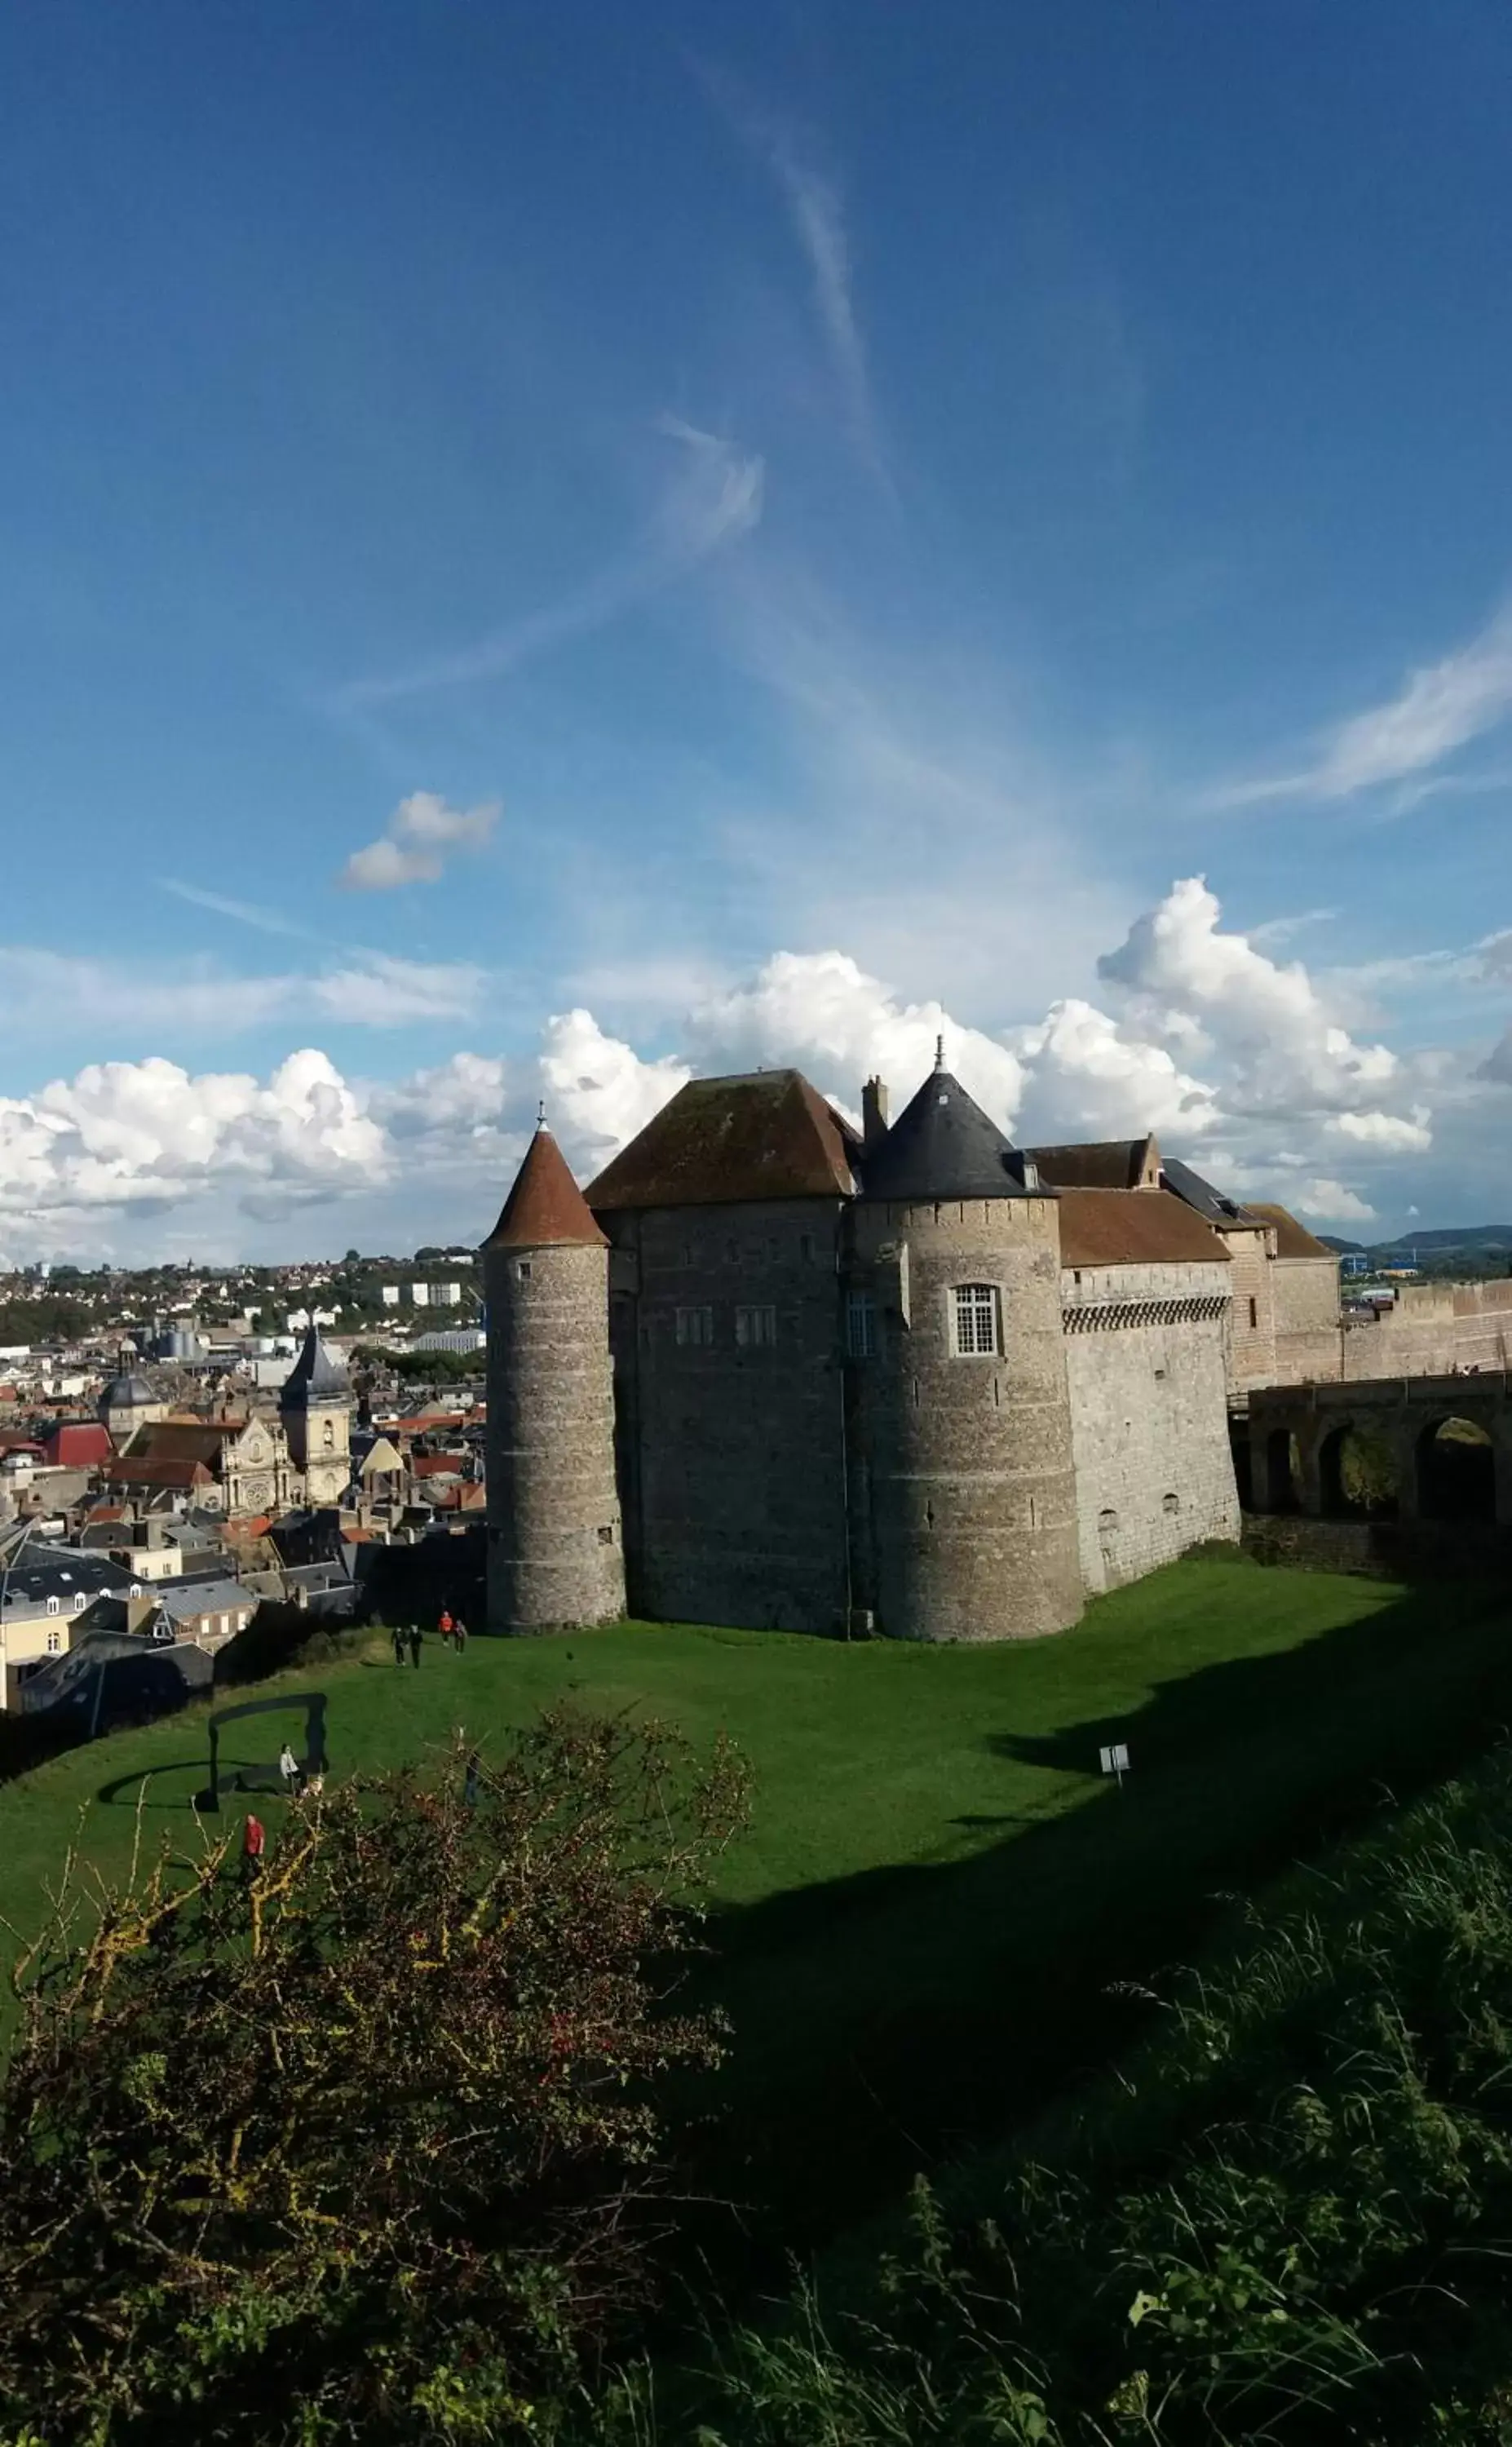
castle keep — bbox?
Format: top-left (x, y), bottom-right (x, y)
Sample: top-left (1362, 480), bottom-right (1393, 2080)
top-left (483, 1054), bottom-right (1332, 1642)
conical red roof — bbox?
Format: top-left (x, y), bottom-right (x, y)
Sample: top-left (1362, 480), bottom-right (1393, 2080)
top-left (483, 1127), bottom-right (608, 1251)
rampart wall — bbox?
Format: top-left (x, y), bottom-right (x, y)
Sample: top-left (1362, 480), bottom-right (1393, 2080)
top-left (1062, 1260), bottom-right (1240, 1591)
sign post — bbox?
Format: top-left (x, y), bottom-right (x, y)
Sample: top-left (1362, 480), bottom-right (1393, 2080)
top-left (1099, 1741), bottom-right (1130, 1792)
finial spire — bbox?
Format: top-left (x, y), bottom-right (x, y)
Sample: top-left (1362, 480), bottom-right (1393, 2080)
top-left (934, 1033), bottom-right (945, 1072)
top-left (536, 1099), bottom-right (546, 1130)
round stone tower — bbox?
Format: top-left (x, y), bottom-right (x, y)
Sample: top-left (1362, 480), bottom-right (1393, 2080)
top-left (851, 1057), bottom-right (1083, 1642)
top-left (482, 1119), bottom-right (626, 1634)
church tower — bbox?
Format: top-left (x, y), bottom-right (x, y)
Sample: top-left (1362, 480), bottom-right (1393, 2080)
top-left (279, 1320), bottom-right (351, 1507)
top-left (482, 1119), bottom-right (625, 1634)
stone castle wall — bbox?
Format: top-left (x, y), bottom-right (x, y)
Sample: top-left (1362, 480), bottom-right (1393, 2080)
top-left (604, 1198), bottom-right (851, 1634)
top-left (847, 1196), bottom-right (1083, 1642)
top-left (484, 1238), bottom-right (624, 1632)
top-left (1062, 1259), bottom-right (1240, 1591)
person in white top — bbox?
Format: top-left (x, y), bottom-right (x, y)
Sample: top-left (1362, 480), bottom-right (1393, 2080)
top-left (278, 1742), bottom-right (300, 1795)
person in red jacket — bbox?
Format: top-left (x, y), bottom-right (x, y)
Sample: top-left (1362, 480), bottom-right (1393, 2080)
top-left (242, 1812), bottom-right (265, 1883)
top-left (438, 1608), bottom-right (455, 1652)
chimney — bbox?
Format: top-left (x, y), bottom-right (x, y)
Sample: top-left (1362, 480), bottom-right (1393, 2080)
top-left (862, 1076), bottom-right (890, 1148)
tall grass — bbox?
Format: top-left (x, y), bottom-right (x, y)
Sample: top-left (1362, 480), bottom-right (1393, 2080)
top-left (652, 1746), bottom-right (1512, 2445)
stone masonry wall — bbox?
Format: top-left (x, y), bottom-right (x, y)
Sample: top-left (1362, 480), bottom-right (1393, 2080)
top-left (1220, 1225), bottom-right (1279, 1391)
top-left (484, 1239), bottom-right (624, 1633)
top-left (1063, 1259), bottom-right (1240, 1592)
top-left (603, 1199), bottom-right (850, 1635)
top-left (849, 1196), bottom-right (1083, 1642)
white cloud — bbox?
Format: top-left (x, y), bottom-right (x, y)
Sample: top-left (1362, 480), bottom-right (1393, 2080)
top-left (1219, 601), bottom-right (1512, 807)
top-left (1289, 1179), bottom-right (1378, 1224)
top-left (0, 1050), bottom-right (387, 1251)
top-left (1009, 998), bottom-right (1218, 1143)
top-left (1328, 1108), bottom-right (1432, 1152)
top-left (540, 1010), bottom-right (692, 1167)
top-left (339, 792), bottom-right (500, 892)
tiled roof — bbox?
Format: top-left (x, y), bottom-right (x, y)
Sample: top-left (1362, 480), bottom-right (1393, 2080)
top-left (484, 1126), bottom-right (608, 1250)
top-left (1244, 1202), bottom-right (1338, 1260)
top-left (1057, 1188), bottom-right (1231, 1268)
top-left (586, 1072), bottom-right (859, 1211)
top-left (1029, 1136), bottom-right (1160, 1191)
top-left (104, 1454), bottom-right (217, 1489)
top-left (860, 1070), bottom-right (1030, 1203)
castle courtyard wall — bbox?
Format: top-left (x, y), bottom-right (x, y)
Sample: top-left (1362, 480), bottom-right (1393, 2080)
top-left (604, 1198), bottom-right (851, 1634)
top-left (1062, 1259), bottom-right (1240, 1591)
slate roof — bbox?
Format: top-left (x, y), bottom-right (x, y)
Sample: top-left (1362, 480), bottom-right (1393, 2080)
top-left (1244, 1202), bottom-right (1339, 1261)
top-left (485, 1126), bottom-right (609, 1249)
top-left (1056, 1188), bottom-right (1232, 1268)
top-left (0, 1544), bottom-right (133, 1617)
top-left (280, 1320), bottom-right (348, 1408)
top-left (101, 1373), bottom-right (156, 1409)
top-left (587, 1072), bottom-right (860, 1212)
top-left (860, 1070), bottom-right (1032, 1204)
top-left (1029, 1136), bottom-right (1161, 1191)
top-left (1160, 1155), bottom-right (1260, 1228)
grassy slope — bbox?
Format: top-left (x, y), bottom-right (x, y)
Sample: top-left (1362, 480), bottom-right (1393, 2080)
top-left (5, 1558), bottom-right (1512, 2250)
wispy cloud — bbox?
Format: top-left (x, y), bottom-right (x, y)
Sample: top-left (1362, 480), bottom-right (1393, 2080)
top-left (1217, 601), bottom-right (1512, 808)
top-left (339, 790), bottom-right (500, 892)
top-left (160, 879), bottom-right (320, 940)
top-left (698, 64), bottom-right (889, 488)
top-left (331, 423), bottom-right (763, 712)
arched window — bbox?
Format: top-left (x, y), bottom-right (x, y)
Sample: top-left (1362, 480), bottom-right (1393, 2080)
top-left (321, 1418), bottom-right (335, 1449)
top-left (953, 1284), bottom-right (1000, 1356)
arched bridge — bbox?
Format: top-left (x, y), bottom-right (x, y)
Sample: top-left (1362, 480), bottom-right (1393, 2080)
top-left (1248, 1375), bottom-right (1512, 1525)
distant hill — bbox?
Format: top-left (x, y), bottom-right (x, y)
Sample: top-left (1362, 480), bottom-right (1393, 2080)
top-left (1319, 1226), bottom-right (1512, 1262)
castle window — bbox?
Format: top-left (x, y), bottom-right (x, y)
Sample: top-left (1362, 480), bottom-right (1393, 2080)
top-left (952, 1283), bottom-right (1000, 1356)
top-left (1163, 1491), bottom-right (1180, 1516)
top-left (597, 1524), bottom-right (615, 1545)
top-left (735, 1303), bottom-right (777, 1348)
top-left (846, 1291), bottom-right (878, 1359)
top-left (674, 1305), bottom-right (714, 1348)
top-left (321, 1419), bottom-right (335, 1449)
top-left (800, 1232), bottom-right (816, 1263)
top-left (515, 1260), bottom-right (532, 1281)
top-left (1248, 1297), bottom-right (1258, 1330)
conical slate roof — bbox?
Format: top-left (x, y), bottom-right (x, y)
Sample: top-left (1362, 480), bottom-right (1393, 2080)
top-left (280, 1320), bottom-right (348, 1409)
top-left (484, 1126), bottom-right (608, 1250)
top-left (860, 1068), bottom-right (1036, 1203)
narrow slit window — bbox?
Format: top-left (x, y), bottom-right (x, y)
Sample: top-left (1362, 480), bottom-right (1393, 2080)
top-left (846, 1290), bottom-right (878, 1358)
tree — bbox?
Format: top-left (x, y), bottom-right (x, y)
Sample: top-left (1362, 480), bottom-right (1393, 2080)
top-left (0, 1712), bottom-right (749, 2444)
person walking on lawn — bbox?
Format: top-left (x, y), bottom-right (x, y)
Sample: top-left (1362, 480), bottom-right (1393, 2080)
top-left (391, 1623), bottom-right (405, 1667)
top-left (407, 1623), bottom-right (422, 1669)
top-left (242, 1812), bottom-right (265, 1884)
top-left (452, 1615), bottom-right (468, 1653)
top-left (438, 1606), bottom-right (454, 1653)
top-left (278, 1741), bottom-right (300, 1796)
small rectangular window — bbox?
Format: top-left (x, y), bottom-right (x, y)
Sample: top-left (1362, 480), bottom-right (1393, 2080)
top-left (953, 1283), bottom-right (1000, 1356)
top-left (674, 1305), bottom-right (714, 1347)
top-left (1248, 1296), bottom-right (1258, 1330)
top-left (846, 1290), bottom-right (878, 1359)
top-left (735, 1304), bottom-right (777, 1348)
top-left (515, 1259), bottom-right (532, 1281)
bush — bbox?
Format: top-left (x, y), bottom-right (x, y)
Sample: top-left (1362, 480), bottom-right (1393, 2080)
top-left (0, 1710), bottom-right (749, 2444)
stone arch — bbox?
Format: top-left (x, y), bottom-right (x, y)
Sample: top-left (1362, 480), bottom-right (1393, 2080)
top-left (1319, 1421), bottom-right (1400, 1520)
top-left (1415, 1414), bottom-right (1497, 1521)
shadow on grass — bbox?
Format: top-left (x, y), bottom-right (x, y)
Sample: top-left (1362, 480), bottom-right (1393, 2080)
top-left (687, 1576), bottom-right (1512, 2273)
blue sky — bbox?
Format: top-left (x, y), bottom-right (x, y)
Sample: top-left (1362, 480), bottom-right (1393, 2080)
top-left (3, 0), bottom-right (1511, 1258)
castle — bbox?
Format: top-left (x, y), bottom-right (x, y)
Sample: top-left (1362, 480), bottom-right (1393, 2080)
top-left (481, 1053), bottom-right (1337, 1644)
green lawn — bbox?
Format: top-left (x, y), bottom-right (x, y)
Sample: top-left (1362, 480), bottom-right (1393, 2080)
top-left (4, 1556), bottom-right (1511, 2251)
